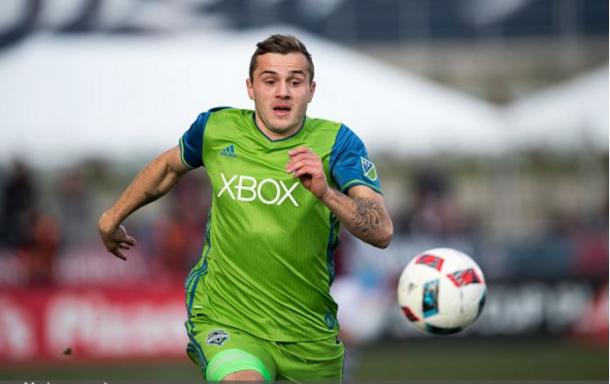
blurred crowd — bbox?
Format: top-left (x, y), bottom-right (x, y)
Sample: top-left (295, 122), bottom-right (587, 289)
top-left (0, 157), bottom-right (607, 287)
top-left (0, 160), bottom-right (59, 285)
top-left (0, 159), bottom-right (210, 286)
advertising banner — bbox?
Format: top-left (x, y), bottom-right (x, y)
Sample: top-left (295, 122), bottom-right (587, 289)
top-left (0, 285), bottom-right (187, 362)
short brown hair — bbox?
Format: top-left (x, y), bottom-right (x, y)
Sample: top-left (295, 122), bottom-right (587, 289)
top-left (249, 34), bottom-right (314, 81)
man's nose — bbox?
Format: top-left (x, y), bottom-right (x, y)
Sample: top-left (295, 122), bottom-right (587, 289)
top-left (276, 82), bottom-right (290, 98)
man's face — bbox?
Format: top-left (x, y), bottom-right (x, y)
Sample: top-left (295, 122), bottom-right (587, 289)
top-left (247, 52), bottom-right (316, 139)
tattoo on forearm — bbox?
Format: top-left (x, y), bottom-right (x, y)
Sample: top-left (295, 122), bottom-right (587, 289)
top-left (352, 197), bottom-right (384, 240)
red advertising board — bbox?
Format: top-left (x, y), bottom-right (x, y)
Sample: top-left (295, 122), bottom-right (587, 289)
top-left (1, 281), bottom-right (607, 363)
top-left (0, 285), bottom-right (188, 362)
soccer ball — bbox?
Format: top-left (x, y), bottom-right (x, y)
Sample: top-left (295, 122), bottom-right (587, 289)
top-left (397, 248), bottom-right (486, 335)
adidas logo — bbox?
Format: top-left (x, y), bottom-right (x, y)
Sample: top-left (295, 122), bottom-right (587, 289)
top-left (220, 144), bottom-right (237, 158)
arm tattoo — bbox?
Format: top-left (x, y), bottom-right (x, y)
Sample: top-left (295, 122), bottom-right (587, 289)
top-left (352, 197), bottom-right (384, 240)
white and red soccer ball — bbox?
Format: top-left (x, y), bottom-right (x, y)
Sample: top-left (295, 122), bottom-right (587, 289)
top-left (398, 248), bottom-right (486, 335)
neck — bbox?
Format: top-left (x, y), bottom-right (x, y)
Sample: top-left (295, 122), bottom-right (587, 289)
top-left (254, 114), bottom-right (303, 140)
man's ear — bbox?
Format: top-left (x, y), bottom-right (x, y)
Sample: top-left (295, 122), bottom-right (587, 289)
top-left (246, 78), bottom-right (254, 100)
top-left (308, 80), bottom-right (316, 102)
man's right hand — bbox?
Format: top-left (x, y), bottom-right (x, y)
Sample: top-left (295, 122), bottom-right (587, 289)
top-left (98, 214), bottom-right (137, 261)
top-left (96, 146), bottom-right (189, 261)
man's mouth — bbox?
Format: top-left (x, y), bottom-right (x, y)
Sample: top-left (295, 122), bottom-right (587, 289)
top-left (272, 105), bottom-right (292, 116)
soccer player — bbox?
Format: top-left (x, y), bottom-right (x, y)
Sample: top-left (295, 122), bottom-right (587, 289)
top-left (98, 34), bottom-right (393, 382)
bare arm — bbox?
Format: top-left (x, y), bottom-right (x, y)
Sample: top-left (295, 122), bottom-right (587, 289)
top-left (320, 185), bottom-right (393, 248)
top-left (98, 146), bottom-right (192, 260)
top-left (286, 147), bottom-right (393, 248)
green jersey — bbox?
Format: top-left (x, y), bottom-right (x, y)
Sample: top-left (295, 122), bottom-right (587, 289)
top-left (180, 107), bottom-right (381, 342)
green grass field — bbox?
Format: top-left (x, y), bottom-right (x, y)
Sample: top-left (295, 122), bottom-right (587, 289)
top-left (352, 338), bottom-right (608, 380)
top-left (1, 337), bottom-right (607, 382)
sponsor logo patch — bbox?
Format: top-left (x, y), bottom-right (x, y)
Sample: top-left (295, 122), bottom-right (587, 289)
top-left (360, 157), bottom-right (378, 181)
top-left (220, 144), bottom-right (237, 158)
top-left (206, 329), bottom-right (229, 346)
top-left (218, 173), bottom-right (300, 207)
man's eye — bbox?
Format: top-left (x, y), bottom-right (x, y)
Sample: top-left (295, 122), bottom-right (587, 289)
top-left (290, 80), bottom-right (302, 87)
top-left (264, 80), bottom-right (275, 85)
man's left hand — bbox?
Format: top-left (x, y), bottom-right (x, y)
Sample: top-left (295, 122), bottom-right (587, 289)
top-left (286, 147), bottom-right (330, 200)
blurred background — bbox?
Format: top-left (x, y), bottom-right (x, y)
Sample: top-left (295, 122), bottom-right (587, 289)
top-left (0, 0), bottom-right (607, 381)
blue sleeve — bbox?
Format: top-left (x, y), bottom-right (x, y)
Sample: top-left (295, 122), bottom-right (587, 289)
top-left (329, 124), bottom-right (382, 194)
top-left (179, 112), bottom-right (211, 168)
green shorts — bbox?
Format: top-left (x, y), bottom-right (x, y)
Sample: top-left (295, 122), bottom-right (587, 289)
top-left (185, 314), bottom-right (344, 382)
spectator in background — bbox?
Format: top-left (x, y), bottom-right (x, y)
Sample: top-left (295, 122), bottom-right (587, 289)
top-left (572, 188), bottom-right (609, 280)
top-left (150, 173), bottom-right (210, 281)
top-left (397, 169), bottom-right (475, 237)
top-left (21, 210), bottom-right (60, 285)
top-left (55, 166), bottom-right (92, 246)
top-left (0, 159), bottom-right (60, 285)
top-left (0, 160), bottom-right (37, 247)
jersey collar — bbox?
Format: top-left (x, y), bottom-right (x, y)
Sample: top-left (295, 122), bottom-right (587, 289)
top-left (251, 112), bottom-right (307, 143)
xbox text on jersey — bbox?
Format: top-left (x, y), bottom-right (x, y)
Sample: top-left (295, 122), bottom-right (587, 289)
top-left (217, 173), bottom-right (300, 207)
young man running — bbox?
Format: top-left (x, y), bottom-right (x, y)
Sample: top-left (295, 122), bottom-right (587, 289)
top-left (99, 34), bottom-right (393, 382)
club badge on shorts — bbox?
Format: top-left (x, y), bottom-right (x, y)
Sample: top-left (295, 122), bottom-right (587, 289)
top-left (206, 329), bottom-right (230, 346)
